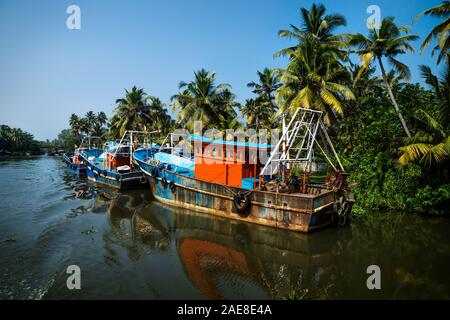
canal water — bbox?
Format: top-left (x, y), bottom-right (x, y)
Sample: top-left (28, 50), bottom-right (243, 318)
top-left (1, 156), bottom-right (450, 299)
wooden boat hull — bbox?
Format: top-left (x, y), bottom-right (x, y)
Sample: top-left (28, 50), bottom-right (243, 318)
top-left (138, 162), bottom-right (346, 233)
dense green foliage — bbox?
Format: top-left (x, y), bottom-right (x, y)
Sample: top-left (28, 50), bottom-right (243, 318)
top-left (47, 129), bottom-right (81, 152)
top-left (241, 68), bottom-right (281, 130)
top-left (171, 69), bottom-right (240, 131)
top-left (110, 86), bottom-right (173, 138)
top-left (69, 111), bottom-right (107, 139)
top-left (0, 125), bottom-right (42, 156)
top-left (50, 111), bottom-right (109, 151)
top-left (337, 81), bottom-right (450, 215)
top-left (270, 2), bottom-right (450, 215)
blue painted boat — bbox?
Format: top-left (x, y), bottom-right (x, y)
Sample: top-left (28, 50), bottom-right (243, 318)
top-left (81, 131), bottom-right (159, 190)
top-left (62, 136), bottom-right (103, 175)
top-left (62, 152), bottom-right (88, 175)
top-left (134, 109), bottom-right (355, 233)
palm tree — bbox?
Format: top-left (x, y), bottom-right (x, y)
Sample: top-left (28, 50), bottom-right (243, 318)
top-left (85, 111), bottom-right (96, 134)
top-left (350, 17), bottom-right (419, 137)
top-left (399, 65), bottom-right (450, 166)
top-left (420, 64), bottom-right (450, 109)
top-left (385, 70), bottom-right (406, 91)
top-left (90, 112), bottom-right (105, 138)
top-left (9, 128), bottom-right (22, 150)
top-left (347, 61), bottom-right (382, 98)
top-left (92, 123), bottom-right (106, 138)
top-left (276, 35), bottom-right (355, 123)
top-left (399, 110), bottom-right (450, 166)
top-left (68, 113), bottom-right (82, 138)
top-left (171, 69), bottom-right (239, 131)
top-left (275, 4), bottom-right (353, 122)
top-left (416, 1), bottom-right (450, 64)
top-left (109, 86), bottom-right (152, 137)
top-left (94, 111), bottom-right (108, 132)
top-left (90, 111), bottom-right (107, 138)
top-left (247, 68), bottom-right (281, 106)
top-left (0, 126), bottom-right (38, 154)
top-left (96, 112), bottom-right (107, 127)
top-left (221, 116), bottom-right (242, 131)
top-left (275, 3), bottom-right (348, 59)
top-left (240, 98), bottom-right (275, 131)
top-left (78, 118), bottom-right (89, 137)
top-left (147, 96), bottom-right (173, 133)
top-left (0, 125), bottom-right (12, 152)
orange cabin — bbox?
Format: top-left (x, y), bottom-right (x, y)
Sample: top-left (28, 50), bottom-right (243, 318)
top-left (105, 153), bottom-right (130, 169)
top-left (192, 137), bottom-right (272, 189)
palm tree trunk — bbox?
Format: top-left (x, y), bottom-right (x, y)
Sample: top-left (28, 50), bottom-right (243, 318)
top-left (377, 56), bottom-right (412, 137)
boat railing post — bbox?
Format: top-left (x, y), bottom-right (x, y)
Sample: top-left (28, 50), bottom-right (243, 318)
top-left (130, 131), bottom-right (133, 168)
top-left (159, 134), bottom-right (169, 153)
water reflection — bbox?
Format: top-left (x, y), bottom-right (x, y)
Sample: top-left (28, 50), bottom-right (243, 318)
top-left (61, 158), bottom-right (450, 299)
top-left (105, 195), bottom-right (356, 299)
top-left (349, 214), bottom-right (450, 299)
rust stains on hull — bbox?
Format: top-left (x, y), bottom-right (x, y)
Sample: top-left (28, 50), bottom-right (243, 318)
top-left (146, 170), bottom-right (340, 233)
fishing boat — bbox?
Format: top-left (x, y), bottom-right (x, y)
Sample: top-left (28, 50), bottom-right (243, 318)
top-left (81, 131), bottom-right (158, 190)
top-left (62, 136), bottom-right (102, 175)
top-left (134, 109), bottom-right (355, 233)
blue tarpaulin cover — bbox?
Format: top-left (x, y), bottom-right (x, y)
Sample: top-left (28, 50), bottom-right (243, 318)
top-left (154, 152), bottom-right (195, 171)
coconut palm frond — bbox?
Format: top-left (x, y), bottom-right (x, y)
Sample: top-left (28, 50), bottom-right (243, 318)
top-left (399, 143), bottom-right (434, 165)
top-left (418, 2), bottom-right (450, 62)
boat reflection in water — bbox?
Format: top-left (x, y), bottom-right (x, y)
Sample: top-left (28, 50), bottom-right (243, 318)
top-left (105, 194), bottom-right (353, 299)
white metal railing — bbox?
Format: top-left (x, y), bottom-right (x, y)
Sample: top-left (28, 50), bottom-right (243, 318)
top-left (259, 108), bottom-right (344, 177)
top-left (109, 130), bottom-right (161, 169)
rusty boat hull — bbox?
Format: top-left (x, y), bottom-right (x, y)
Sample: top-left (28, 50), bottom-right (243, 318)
top-left (139, 164), bottom-right (344, 233)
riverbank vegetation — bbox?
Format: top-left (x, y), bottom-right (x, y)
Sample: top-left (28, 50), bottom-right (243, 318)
top-left (45, 111), bottom-right (108, 152)
top-left (49, 2), bottom-right (450, 215)
top-left (0, 125), bottom-right (42, 157)
top-left (109, 86), bottom-right (174, 138)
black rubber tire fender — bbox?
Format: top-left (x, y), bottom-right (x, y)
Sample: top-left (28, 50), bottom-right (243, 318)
top-left (233, 192), bottom-right (252, 215)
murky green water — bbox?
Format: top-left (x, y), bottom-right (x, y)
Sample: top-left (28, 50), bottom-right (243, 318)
top-left (1, 156), bottom-right (450, 299)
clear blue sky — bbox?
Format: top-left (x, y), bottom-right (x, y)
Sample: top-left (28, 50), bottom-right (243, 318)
top-left (0, 0), bottom-right (443, 140)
